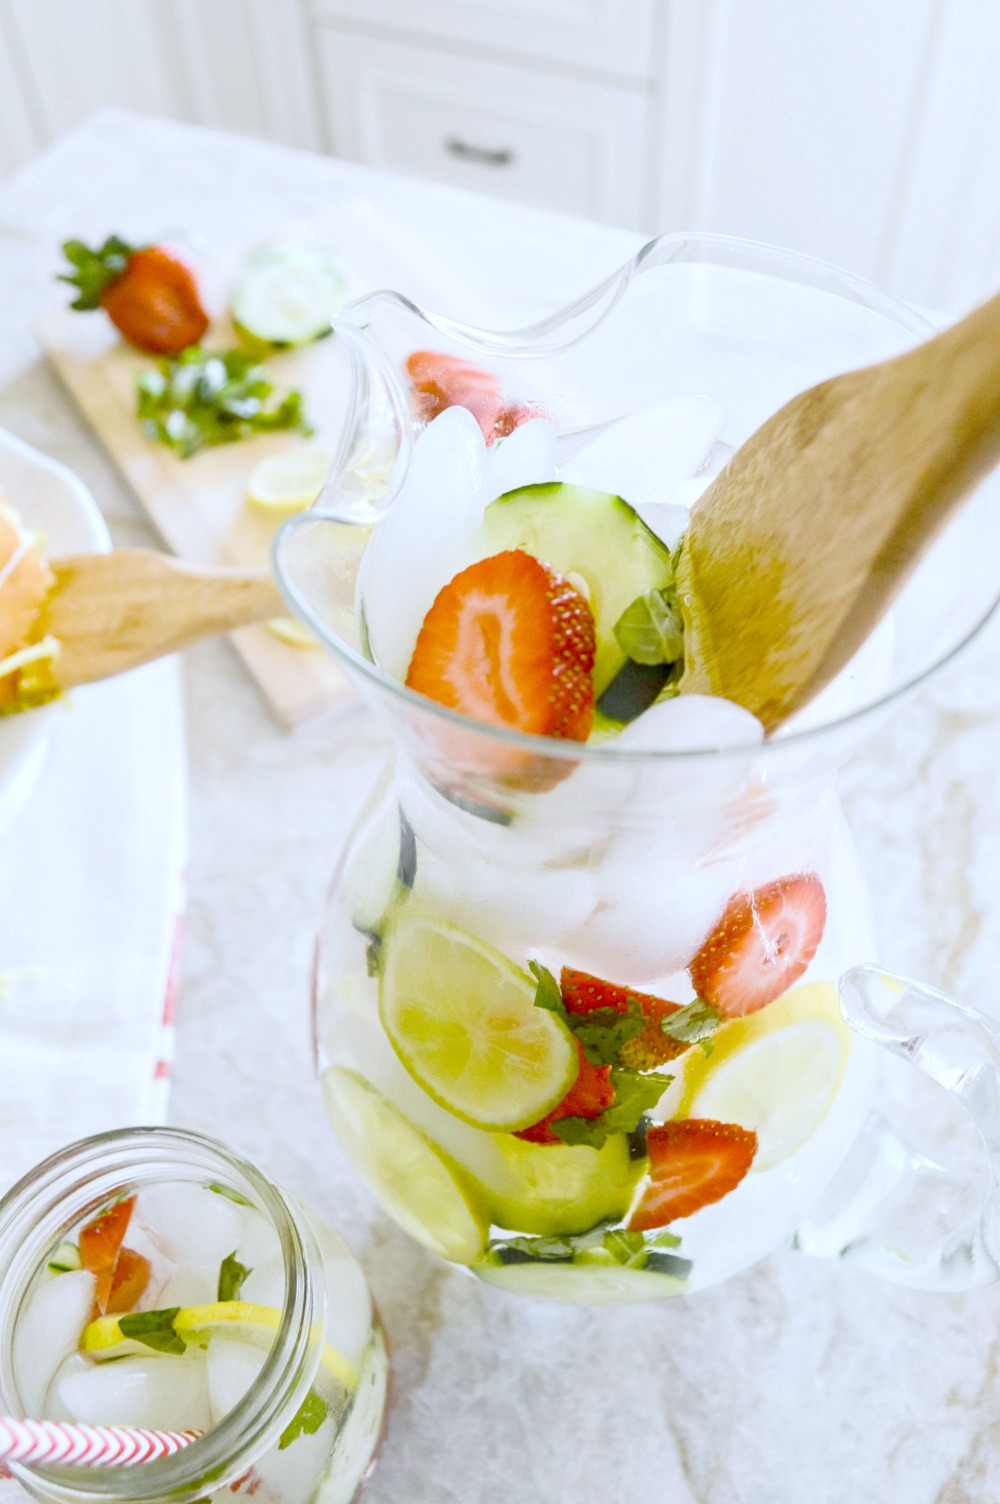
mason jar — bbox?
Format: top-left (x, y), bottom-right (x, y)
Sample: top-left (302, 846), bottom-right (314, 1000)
top-left (0, 1128), bottom-right (388, 1504)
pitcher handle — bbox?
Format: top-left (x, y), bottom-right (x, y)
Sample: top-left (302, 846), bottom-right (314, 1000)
top-left (793, 964), bottom-right (1000, 1289)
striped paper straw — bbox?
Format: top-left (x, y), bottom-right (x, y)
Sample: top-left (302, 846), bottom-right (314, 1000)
top-left (0, 1417), bottom-right (202, 1467)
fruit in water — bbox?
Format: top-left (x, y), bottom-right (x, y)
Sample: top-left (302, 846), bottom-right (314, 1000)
top-left (405, 550), bottom-right (596, 743)
top-left (688, 873), bottom-right (827, 1018)
top-left (405, 350), bottom-right (543, 445)
top-left (79, 1196), bottom-right (136, 1315)
top-left (627, 1118), bottom-right (757, 1230)
top-left (321, 1066), bottom-right (488, 1264)
top-left (673, 982), bottom-right (850, 1171)
top-left (560, 967), bottom-right (688, 1070)
top-left (515, 1040), bottom-right (614, 1145)
top-left (484, 1132), bottom-right (640, 1237)
top-left (378, 911), bottom-right (578, 1132)
top-left (482, 482), bottom-right (675, 694)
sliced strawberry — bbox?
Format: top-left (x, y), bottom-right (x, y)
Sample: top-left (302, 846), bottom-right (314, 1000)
top-left (105, 1246), bottom-right (151, 1315)
top-left (688, 873), bottom-right (827, 1019)
top-left (516, 1040), bottom-right (614, 1144)
top-left (405, 350), bottom-right (546, 445)
top-left (627, 1119), bottom-right (757, 1230)
top-left (406, 550), bottom-right (595, 741)
top-left (79, 1195), bottom-right (136, 1314)
top-left (560, 967), bottom-right (687, 1070)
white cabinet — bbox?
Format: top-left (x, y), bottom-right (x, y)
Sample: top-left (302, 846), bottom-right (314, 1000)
top-left (310, 0), bottom-right (658, 80)
top-left (317, 31), bottom-right (652, 228)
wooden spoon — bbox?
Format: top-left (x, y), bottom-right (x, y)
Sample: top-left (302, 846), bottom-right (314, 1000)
top-left (677, 289), bottom-right (1000, 732)
top-left (37, 549), bottom-right (285, 689)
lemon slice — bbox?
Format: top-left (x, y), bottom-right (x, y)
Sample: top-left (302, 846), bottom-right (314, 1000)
top-left (81, 1301), bottom-right (358, 1390)
top-left (322, 1066), bottom-right (487, 1264)
top-left (378, 912), bottom-right (577, 1132)
top-left (247, 448), bottom-right (334, 513)
top-left (674, 982), bottom-right (850, 1171)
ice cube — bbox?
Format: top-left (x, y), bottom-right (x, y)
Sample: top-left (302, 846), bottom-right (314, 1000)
top-left (485, 417), bottom-right (557, 498)
top-left (322, 1258), bottom-right (373, 1368)
top-left (607, 693), bottom-right (764, 755)
top-left (206, 1336), bottom-right (265, 1425)
top-left (412, 842), bottom-right (596, 955)
top-left (630, 500), bottom-right (691, 550)
top-left (44, 1354), bottom-right (92, 1423)
top-left (557, 852), bottom-right (740, 984)
top-left (559, 396), bottom-right (724, 506)
top-left (235, 1207), bottom-right (283, 1269)
top-left (241, 1256), bottom-right (285, 1311)
top-left (55, 1353), bottom-right (212, 1433)
top-left (135, 1182), bottom-right (243, 1267)
top-left (250, 1408), bottom-right (336, 1504)
top-left (359, 406), bottom-right (488, 678)
top-left (13, 1269), bottom-right (96, 1416)
top-left (157, 1265), bottom-right (221, 1310)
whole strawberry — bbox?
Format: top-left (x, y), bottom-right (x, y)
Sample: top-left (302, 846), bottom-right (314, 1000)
top-left (60, 235), bottom-right (209, 355)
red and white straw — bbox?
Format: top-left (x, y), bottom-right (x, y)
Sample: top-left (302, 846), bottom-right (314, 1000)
top-left (0, 1417), bottom-right (202, 1467)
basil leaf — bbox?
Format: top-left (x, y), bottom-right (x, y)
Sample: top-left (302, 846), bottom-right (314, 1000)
top-left (118, 1308), bottom-right (186, 1356)
top-left (217, 1251), bottom-right (252, 1303)
top-left (552, 1069), bottom-right (673, 1148)
top-left (207, 1183), bottom-right (252, 1207)
top-left (570, 1001), bottom-right (646, 1067)
top-left (660, 999), bottom-right (719, 1056)
top-left (529, 961), bottom-right (566, 1018)
top-left (613, 588), bottom-right (684, 666)
top-left (278, 1390), bottom-right (329, 1450)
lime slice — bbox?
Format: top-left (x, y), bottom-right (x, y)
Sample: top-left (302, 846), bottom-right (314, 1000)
top-left (477, 1251), bottom-right (688, 1305)
top-left (82, 1301), bottom-right (358, 1391)
top-left (378, 912), bottom-right (577, 1132)
top-left (321, 1066), bottom-right (487, 1264)
top-left (674, 982), bottom-right (850, 1171)
top-left (247, 448), bottom-right (334, 513)
top-left (484, 1133), bottom-right (641, 1237)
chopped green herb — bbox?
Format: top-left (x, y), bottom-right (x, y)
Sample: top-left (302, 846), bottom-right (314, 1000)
top-left (207, 1183), bottom-right (252, 1207)
top-left (217, 1251), bottom-right (252, 1304)
top-left (488, 1222), bottom-right (690, 1277)
top-left (552, 1069), bottom-right (673, 1148)
top-left (135, 347), bottom-right (312, 458)
top-left (118, 1308), bottom-right (186, 1356)
top-left (278, 1390), bottom-right (329, 1450)
top-left (613, 587), bottom-right (684, 667)
top-left (660, 999), bottom-right (719, 1056)
top-left (570, 1001), bottom-right (646, 1067)
top-left (528, 961), bottom-right (565, 1018)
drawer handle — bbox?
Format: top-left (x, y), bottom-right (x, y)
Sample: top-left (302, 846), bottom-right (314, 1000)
top-left (445, 138), bottom-right (514, 168)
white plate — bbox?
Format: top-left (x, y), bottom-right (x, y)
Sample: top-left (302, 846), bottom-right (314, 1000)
top-left (0, 428), bottom-right (110, 835)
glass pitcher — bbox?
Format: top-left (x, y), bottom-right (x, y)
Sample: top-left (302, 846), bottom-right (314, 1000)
top-left (273, 234), bottom-right (1000, 1304)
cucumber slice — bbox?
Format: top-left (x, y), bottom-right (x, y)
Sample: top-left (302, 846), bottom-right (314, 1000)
top-left (484, 1133), bottom-right (641, 1237)
top-left (476, 1249), bottom-right (689, 1304)
top-left (232, 242), bottom-right (347, 347)
top-left (342, 771), bottom-right (416, 939)
top-left (321, 1066), bottom-right (488, 1264)
top-left (47, 1241), bottom-right (82, 1274)
top-left (482, 482), bottom-right (674, 693)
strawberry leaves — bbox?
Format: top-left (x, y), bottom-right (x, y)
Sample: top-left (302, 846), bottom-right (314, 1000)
top-left (60, 235), bottom-right (140, 309)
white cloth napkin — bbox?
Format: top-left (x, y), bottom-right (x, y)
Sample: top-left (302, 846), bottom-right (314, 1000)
top-left (0, 658), bottom-right (186, 1192)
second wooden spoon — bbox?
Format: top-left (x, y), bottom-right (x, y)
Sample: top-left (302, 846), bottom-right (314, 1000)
top-left (677, 289), bottom-right (1000, 732)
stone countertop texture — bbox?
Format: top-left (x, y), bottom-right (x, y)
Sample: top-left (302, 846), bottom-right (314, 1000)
top-left (2, 111), bottom-right (1000, 1504)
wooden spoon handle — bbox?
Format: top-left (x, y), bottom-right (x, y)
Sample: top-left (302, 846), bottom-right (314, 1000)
top-left (679, 287), bottom-right (1000, 729)
top-left (43, 550), bottom-right (285, 689)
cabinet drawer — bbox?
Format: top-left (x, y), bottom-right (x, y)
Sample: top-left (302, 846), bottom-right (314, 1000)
top-left (318, 31), bottom-right (651, 228)
top-left (309, 0), bottom-right (657, 81)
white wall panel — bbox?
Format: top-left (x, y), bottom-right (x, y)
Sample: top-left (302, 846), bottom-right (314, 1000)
top-left (655, 0), bottom-right (939, 288)
top-left (0, 8), bottom-right (44, 180)
top-left (6, 0), bottom-right (185, 139)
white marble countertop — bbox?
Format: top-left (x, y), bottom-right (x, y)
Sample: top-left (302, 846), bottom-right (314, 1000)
top-left (3, 111), bottom-right (1000, 1504)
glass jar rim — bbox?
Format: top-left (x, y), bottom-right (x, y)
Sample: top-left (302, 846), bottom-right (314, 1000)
top-left (0, 1127), bottom-right (324, 1503)
top-left (273, 230), bottom-right (1000, 766)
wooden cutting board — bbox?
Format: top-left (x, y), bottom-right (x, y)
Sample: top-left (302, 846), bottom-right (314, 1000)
top-left (36, 203), bottom-right (484, 729)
